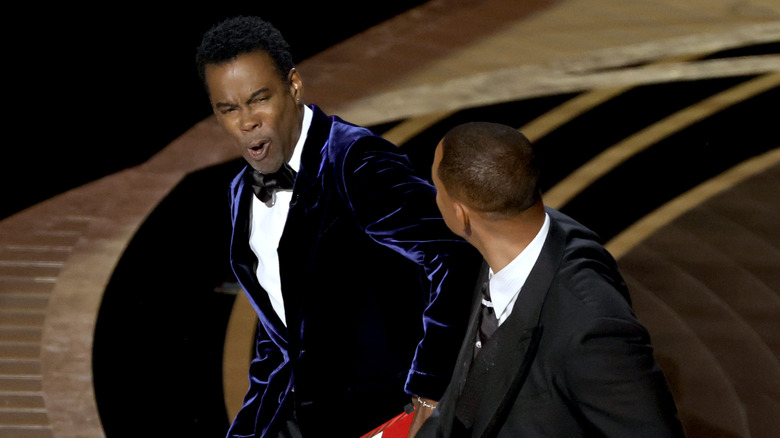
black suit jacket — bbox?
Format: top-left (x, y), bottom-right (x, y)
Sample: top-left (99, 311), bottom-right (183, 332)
top-left (226, 106), bottom-right (481, 438)
top-left (418, 208), bottom-right (685, 437)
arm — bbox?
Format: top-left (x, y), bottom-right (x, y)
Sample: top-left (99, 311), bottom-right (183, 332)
top-left (563, 315), bottom-right (685, 437)
top-left (409, 396), bottom-right (439, 438)
top-left (340, 137), bottom-right (482, 400)
top-left (552, 232), bottom-right (684, 436)
top-left (227, 320), bottom-right (288, 436)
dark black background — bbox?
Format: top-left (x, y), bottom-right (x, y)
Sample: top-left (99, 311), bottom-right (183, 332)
top-left (3, 3), bottom-right (425, 220)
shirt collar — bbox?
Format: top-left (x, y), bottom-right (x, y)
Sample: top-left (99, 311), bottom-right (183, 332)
top-left (489, 212), bottom-right (551, 320)
top-left (287, 105), bottom-right (312, 172)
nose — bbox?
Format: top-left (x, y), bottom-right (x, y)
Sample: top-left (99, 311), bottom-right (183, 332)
top-left (239, 108), bottom-right (261, 132)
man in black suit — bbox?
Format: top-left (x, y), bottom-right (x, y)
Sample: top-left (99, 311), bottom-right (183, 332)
top-left (196, 16), bottom-right (481, 438)
top-left (417, 122), bottom-right (685, 437)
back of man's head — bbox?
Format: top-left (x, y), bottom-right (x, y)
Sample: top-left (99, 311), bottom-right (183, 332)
top-left (438, 122), bottom-right (541, 218)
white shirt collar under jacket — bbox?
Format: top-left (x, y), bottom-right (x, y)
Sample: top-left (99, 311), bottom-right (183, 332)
top-left (489, 212), bottom-right (550, 325)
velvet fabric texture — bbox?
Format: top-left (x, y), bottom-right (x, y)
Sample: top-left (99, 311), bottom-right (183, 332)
top-left (417, 208), bottom-right (685, 437)
top-left (226, 106), bottom-right (482, 438)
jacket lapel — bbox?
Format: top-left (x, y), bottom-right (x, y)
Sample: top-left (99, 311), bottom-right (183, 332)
top-left (461, 211), bottom-right (568, 438)
top-left (453, 262), bottom-right (491, 390)
top-left (276, 107), bottom-right (332, 329)
top-left (229, 172), bottom-right (289, 342)
top-left (435, 263), bottom-right (489, 437)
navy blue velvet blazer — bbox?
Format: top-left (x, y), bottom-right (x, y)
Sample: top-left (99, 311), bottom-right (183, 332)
top-left (226, 106), bottom-right (481, 438)
top-left (418, 208), bottom-right (684, 437)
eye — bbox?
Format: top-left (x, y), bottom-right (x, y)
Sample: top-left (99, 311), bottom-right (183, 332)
top-left (215, 103), bottom-right (238, 115)
top-left (251, 96), bottom-right (270, 105)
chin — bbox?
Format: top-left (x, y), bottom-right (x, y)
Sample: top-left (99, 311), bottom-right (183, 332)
top-left (250, 160), bottom-right (282, 175)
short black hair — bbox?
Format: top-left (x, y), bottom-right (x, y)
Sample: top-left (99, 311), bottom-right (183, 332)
top-left (195, 16), bottom-right (294, 87)
top-left (438, 122), bottom-right (541, 216)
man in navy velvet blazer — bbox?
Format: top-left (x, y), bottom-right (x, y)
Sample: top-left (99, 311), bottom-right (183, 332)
top-left (418, 122), bottom-right (685, 437)
top-left (196, 17), bottom-right (481, 438)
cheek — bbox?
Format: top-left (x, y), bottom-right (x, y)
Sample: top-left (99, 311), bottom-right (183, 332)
top-left (215, 114), bottom-right (240, 136)
top-left (435, 195), bottom-right (452, 223)
top-left (435, 192), bottom-right (445, 212)
top-left (279, 103), bottom-right (299, 138)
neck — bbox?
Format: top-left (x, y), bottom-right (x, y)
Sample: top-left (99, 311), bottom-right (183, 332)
top-left (286, 103), bottom-right (308, 163)
top-left (469, 202), bottom-right (546, 273)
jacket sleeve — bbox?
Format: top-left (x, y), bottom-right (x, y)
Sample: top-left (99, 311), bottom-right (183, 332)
top-left (563, 313), bottom-right (685, 436)
top-left (339, 136), bottom-right (483, 400)
top-left (553, 228), bottom-right (684, 436)
top-left (227, 320), bottom-right (290, 438)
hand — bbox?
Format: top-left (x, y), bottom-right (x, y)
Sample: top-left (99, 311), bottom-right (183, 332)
top-left (408, 396), bottom-right (438, 438)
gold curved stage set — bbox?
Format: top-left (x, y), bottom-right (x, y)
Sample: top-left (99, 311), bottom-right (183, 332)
top-left (1, 1), bottom-right (779, 437)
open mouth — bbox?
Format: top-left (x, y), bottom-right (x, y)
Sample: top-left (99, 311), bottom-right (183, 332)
top-left (247, 141), bottom-right (269, 160)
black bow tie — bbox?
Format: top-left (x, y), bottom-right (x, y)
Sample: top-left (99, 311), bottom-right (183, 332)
top-left (248, 163), bottom-right (297, 204)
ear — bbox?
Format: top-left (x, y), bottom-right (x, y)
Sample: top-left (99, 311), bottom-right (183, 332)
top-left (288, 68), bottom-right (303, 102)
top-left (454, 200), bottom-right (472, 238)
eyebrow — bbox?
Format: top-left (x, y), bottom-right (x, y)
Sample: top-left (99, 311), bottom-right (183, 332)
top-left (246, 88), bottom-right (270, 104)
top-left (214, 88), bottom-right (271, 110)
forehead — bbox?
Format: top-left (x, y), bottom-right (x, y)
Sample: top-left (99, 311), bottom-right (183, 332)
top-left (205, 51), bottom-right (281, 95)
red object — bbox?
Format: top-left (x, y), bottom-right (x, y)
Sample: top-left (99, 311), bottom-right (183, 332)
top-left (361, 410), bottom-right (416, 438)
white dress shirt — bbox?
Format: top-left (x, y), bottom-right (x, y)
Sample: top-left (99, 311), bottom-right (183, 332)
top-left (248, 106), bottom-right (312, 327)
top-left (488, 212), bottom-right (550, 326)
